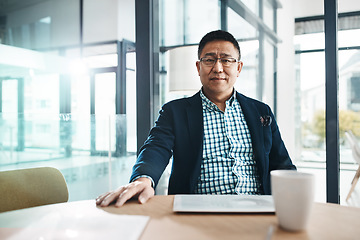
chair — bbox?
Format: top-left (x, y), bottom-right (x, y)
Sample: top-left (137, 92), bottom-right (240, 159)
top-left (345, 131), bottom-right (360, 201)
top-left (0, 167), bottom-right (69, 212)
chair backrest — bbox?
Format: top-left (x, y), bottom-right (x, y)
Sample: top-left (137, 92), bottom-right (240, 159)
top-left (345, 131), bottom-right (360, 164)
top-left (0, 167), bottom-right (69, 212)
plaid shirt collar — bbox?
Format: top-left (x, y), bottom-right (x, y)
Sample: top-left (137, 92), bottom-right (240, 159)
top-left (200, 88), bottom-right (237, 112)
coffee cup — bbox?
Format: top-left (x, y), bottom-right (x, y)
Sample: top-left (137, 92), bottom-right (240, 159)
top-left (271, 170), bottom-right (315, 231)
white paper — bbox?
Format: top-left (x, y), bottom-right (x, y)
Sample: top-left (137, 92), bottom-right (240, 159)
top-left (0, 201), bottom-right (149, 240)
top-left (173, 194), bottom-right (275, 213)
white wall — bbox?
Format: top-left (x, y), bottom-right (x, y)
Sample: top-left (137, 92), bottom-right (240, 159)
top-left (83, 0), bottom-right (117, 43)
top-left (276, 0), bottom-right (296, 159)
top-left (83, 0), bottom-right (135, 43)
top-left (51, 0), bottom-right (80, 47)
top-left (293, 0), bottom-right (360, 18)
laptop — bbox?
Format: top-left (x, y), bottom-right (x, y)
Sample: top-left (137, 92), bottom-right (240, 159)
top-left (173, 194), bottom-right (275, 213)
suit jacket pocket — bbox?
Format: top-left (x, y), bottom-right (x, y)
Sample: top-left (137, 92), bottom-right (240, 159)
top-left (263, 126), bottom-right (272, 155)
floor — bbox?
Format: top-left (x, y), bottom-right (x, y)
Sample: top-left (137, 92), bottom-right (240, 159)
top-left (1, 153), bottom-right (359, 208)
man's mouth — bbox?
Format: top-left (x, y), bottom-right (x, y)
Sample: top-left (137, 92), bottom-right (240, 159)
top-left (210, 77), bottom-right (226, 81)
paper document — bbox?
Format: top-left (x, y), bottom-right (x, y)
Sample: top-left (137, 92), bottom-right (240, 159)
top-left (0, 201), bottom-right (149, 240)
top-left (173, 194), bottom-right (275, 213)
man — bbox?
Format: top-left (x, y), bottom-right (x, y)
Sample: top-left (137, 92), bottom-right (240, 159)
top-left (96, 30), bottom-right (296, 207)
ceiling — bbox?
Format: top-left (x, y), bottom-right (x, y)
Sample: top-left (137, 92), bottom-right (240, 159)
top-left (0, 0), bottom-right (48, 15)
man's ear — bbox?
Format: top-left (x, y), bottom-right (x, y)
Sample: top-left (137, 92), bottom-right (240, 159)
top-left (237, 61), bottom-right (243, 77)
top-left (196, 61), bottom-right (201, 76)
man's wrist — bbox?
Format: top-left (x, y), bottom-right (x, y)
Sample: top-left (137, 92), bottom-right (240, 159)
top-left (132, 175), bottom-right (155, 188)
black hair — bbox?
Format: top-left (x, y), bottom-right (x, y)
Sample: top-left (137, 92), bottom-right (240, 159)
top-left (198, 30), bottom-right (241, 60)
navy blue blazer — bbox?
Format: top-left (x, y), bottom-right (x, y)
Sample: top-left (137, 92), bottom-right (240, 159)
top-left (130, 91), bottom-right (296, 195)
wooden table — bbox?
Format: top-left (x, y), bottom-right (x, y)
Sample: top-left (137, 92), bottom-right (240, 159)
top-left (1, 195), bottom-right (359, 239)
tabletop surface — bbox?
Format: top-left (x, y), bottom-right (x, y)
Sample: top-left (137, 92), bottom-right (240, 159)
top-left (1, 195), bottom-right (360, 240)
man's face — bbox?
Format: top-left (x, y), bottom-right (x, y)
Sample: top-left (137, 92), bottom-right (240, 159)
top-left (196, 40), bottom-right (243, 98)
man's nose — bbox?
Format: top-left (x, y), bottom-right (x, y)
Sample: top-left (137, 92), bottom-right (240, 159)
top-left (212, 59), bottom-right (224, 72)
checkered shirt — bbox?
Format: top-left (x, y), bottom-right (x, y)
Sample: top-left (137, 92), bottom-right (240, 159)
top-left (194, 90), bottom-right (261, 195)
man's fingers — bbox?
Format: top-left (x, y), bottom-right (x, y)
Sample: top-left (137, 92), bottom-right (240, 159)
top-left (138, 185), bottom-right (155, 204)
top-left (114, 188), bottom-right (136, 207)
top-left (96, 178), bottom-right (153, 207)
top-left (100, 193), bottom-right (120, 207)
top-left (114, 181), bottom-right (150, 207)
top-left (95, 192), bottom-right (111, 205)
top-left (96, 186), bottom-right (125, 207)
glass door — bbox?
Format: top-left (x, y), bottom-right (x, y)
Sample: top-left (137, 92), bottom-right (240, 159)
top-left (0, 78), bottom-right (24, 154)
top-left (90, 71), bottom-right (116, 155)
top-left (2, 79), bottom-right (18, 113)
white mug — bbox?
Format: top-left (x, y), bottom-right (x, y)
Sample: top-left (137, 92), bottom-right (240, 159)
top-left (270, 170), bottom-right (315, 231)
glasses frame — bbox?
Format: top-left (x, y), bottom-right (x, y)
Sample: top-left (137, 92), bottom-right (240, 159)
top-left (199, 57), bottom-right (239, 67)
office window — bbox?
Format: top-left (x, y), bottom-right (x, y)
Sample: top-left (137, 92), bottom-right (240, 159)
top-left (160, 0), bottom-right (185, 46)
top-left (2, 80), bottom-right (18, 113)
top-left (184, 0), bottom-right (220, 44)
top-left (233, 40), bottom-right (259, 100)
top-left (240, 0), bottom-right (258, 16)
top-left (228, 7), bottom-right (258, 40)
top-left (295, 12), bottom-right (360, 204)
top-left (159, 0), bottom-right (277, 106)
top-left (263, 37), bottom-right (275, 109)
top-left (0, 0), bottom-right (136, 202)
top-left (350, 77), bottom-right (360, 105)
top-left (160, 0), bottom-right (219, 46)
top-left (263, 0), bottom-right (275, 31)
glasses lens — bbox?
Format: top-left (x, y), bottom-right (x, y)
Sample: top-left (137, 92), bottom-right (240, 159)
top-left (202, 58), bottom-right (215, 66)
top-left (220, 59), bottom-right (232, 67)
top-left (201, 58), bottom-right (236, 67)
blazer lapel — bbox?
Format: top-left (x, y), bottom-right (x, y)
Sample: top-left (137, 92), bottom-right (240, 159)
top-left (186, 92), bottom-right (203, 160)
top-left (184, 92), bottom-right (204, 192)
top-left (236, 93), bottom-right (265, 177)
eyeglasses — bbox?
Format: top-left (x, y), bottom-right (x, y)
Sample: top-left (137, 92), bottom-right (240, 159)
top-left (199, 57), bottom-right (238, 67)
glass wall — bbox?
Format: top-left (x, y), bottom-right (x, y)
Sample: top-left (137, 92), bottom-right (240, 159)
top-left (228, 7), bottom-right (260, 100)
top-left (294, 11), bottom-right (360, 205)
top-left (159, 0), bottom-right (278, 108)
top-left (160, 0), bottom-right (220, 47)
top-left (0, 0), bottom-right (137, 201)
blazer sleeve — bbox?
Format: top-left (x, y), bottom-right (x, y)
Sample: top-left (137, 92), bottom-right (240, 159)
top-left (268, 109), bottom-right (296, 171)
top-left (130, 103), bottom-right (175, 188)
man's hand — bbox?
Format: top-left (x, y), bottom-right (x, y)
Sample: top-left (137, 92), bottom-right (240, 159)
top-left (95, 177), bottom-right (154, 207)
